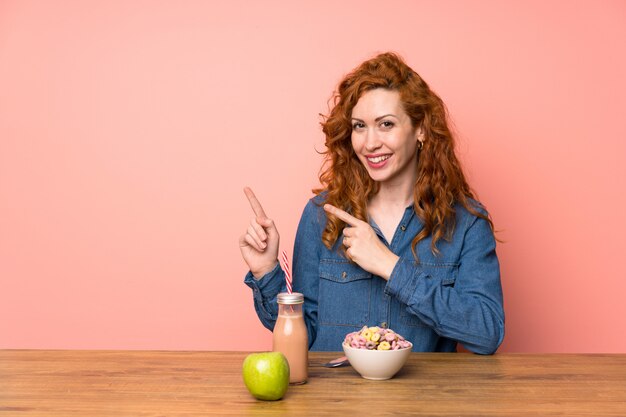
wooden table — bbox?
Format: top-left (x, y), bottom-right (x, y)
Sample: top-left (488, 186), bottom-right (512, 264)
top-left (1, 351), bottom-right (625, 416)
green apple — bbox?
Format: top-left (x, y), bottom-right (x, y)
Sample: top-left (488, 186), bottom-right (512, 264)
top-left (242, 351), bottom-right (290, 401)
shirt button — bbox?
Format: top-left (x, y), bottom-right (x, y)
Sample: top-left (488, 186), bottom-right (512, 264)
top-left (381, 322), bottom-right (388, 328)
top-left (342, 271), bottom-right (347, 279)
top-left (400, 225), bottom-right (406, 231)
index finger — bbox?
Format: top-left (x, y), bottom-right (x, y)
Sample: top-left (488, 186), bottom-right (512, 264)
top-left (244, 187), bottom-right (268, 218)
top-left (323, 204), bottom-right (362, 226)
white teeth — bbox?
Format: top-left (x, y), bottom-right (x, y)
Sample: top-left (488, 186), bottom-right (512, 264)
top-left (367, 155), bottom-right (391, 163)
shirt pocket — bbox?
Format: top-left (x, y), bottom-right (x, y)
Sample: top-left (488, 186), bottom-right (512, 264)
top-left (399, 262), bottom-right (459, 327)
top-left (318, 259), bottom-right (372, 326)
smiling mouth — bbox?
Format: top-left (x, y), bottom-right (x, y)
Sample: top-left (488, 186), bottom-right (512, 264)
top-left (366, 154), bottom-right (391, 163)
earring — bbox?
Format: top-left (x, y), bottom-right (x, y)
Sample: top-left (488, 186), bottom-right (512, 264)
top-left (417, 140), bottom-right (424, 150)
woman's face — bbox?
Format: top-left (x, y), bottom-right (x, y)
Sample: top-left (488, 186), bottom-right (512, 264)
top-left (351, 88), bottom-right (422, 187)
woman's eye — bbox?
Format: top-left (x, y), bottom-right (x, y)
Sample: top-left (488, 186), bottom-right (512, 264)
top-left (380, 121), bottom-right (394, 128)
top-left (352, 122), bottom-right (365, 129)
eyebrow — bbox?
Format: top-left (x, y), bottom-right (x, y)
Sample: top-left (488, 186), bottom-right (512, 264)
top-left (351, 114), bottom-right (398, 122)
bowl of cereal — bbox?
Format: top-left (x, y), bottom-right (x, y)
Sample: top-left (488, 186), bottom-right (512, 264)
top-left (342, 326), bottom-right (413, 380)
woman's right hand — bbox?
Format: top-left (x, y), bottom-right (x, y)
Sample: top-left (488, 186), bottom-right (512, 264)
top-left (239, 187), bottom-right (280, 279)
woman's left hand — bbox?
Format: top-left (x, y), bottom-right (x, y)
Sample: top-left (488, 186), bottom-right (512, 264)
top-left (324, 204), bottom-right (399, 280)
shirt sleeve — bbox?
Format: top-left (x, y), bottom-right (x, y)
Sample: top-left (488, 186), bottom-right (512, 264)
top-left (243, 262), bottom-right (285, 331)
top-left (384, 214), bottom-right (505, 354)
top-left (292, 199), bottom-right (323, 349)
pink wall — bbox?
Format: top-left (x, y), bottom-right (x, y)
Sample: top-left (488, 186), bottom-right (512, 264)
top-left (1, 0), bottom-right (625, 353)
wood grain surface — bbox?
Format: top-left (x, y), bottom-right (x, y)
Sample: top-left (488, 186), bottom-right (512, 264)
top-left (1, 351), bottom-right (625, 416)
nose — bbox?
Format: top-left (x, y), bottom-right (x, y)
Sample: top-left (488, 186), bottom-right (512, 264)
top-left (364, 129), bottom-right (382, 152)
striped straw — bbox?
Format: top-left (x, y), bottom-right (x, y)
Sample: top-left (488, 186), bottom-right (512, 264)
top-left (280, 250), bottom-right (292, 294)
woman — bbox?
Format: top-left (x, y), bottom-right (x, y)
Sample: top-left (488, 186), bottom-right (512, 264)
top-left (240, 52), bottom-right (504, 354)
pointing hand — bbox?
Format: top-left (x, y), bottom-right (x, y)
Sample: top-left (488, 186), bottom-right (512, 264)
top-left (323, 204), bottom-right (399, 280)
top-left (239, 187), bottom-right (280, 279)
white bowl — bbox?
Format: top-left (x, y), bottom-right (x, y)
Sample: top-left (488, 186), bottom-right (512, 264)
top-left (342, 342), bottom-right (413, 380)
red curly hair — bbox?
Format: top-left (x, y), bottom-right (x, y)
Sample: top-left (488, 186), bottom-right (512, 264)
top-left (315, 52), bottom-right (494, 258)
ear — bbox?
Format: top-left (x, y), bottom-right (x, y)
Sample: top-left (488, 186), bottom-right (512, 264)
top-left (415, 126), bottom-right (425, 143)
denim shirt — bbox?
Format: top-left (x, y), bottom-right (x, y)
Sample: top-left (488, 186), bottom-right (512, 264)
top-left (244, 194), bottom-right (505, 354)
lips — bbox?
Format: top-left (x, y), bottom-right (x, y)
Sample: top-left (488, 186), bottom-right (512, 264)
top-left (365, 153), bottom-right (392, 168)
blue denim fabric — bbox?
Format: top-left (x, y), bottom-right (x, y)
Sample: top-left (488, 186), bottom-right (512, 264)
top-left (244, 194), bottom-right (505, 354)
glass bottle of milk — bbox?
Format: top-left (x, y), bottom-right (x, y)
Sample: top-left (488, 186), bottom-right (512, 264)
top-left (273, 292), bottom-right (308, 385)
